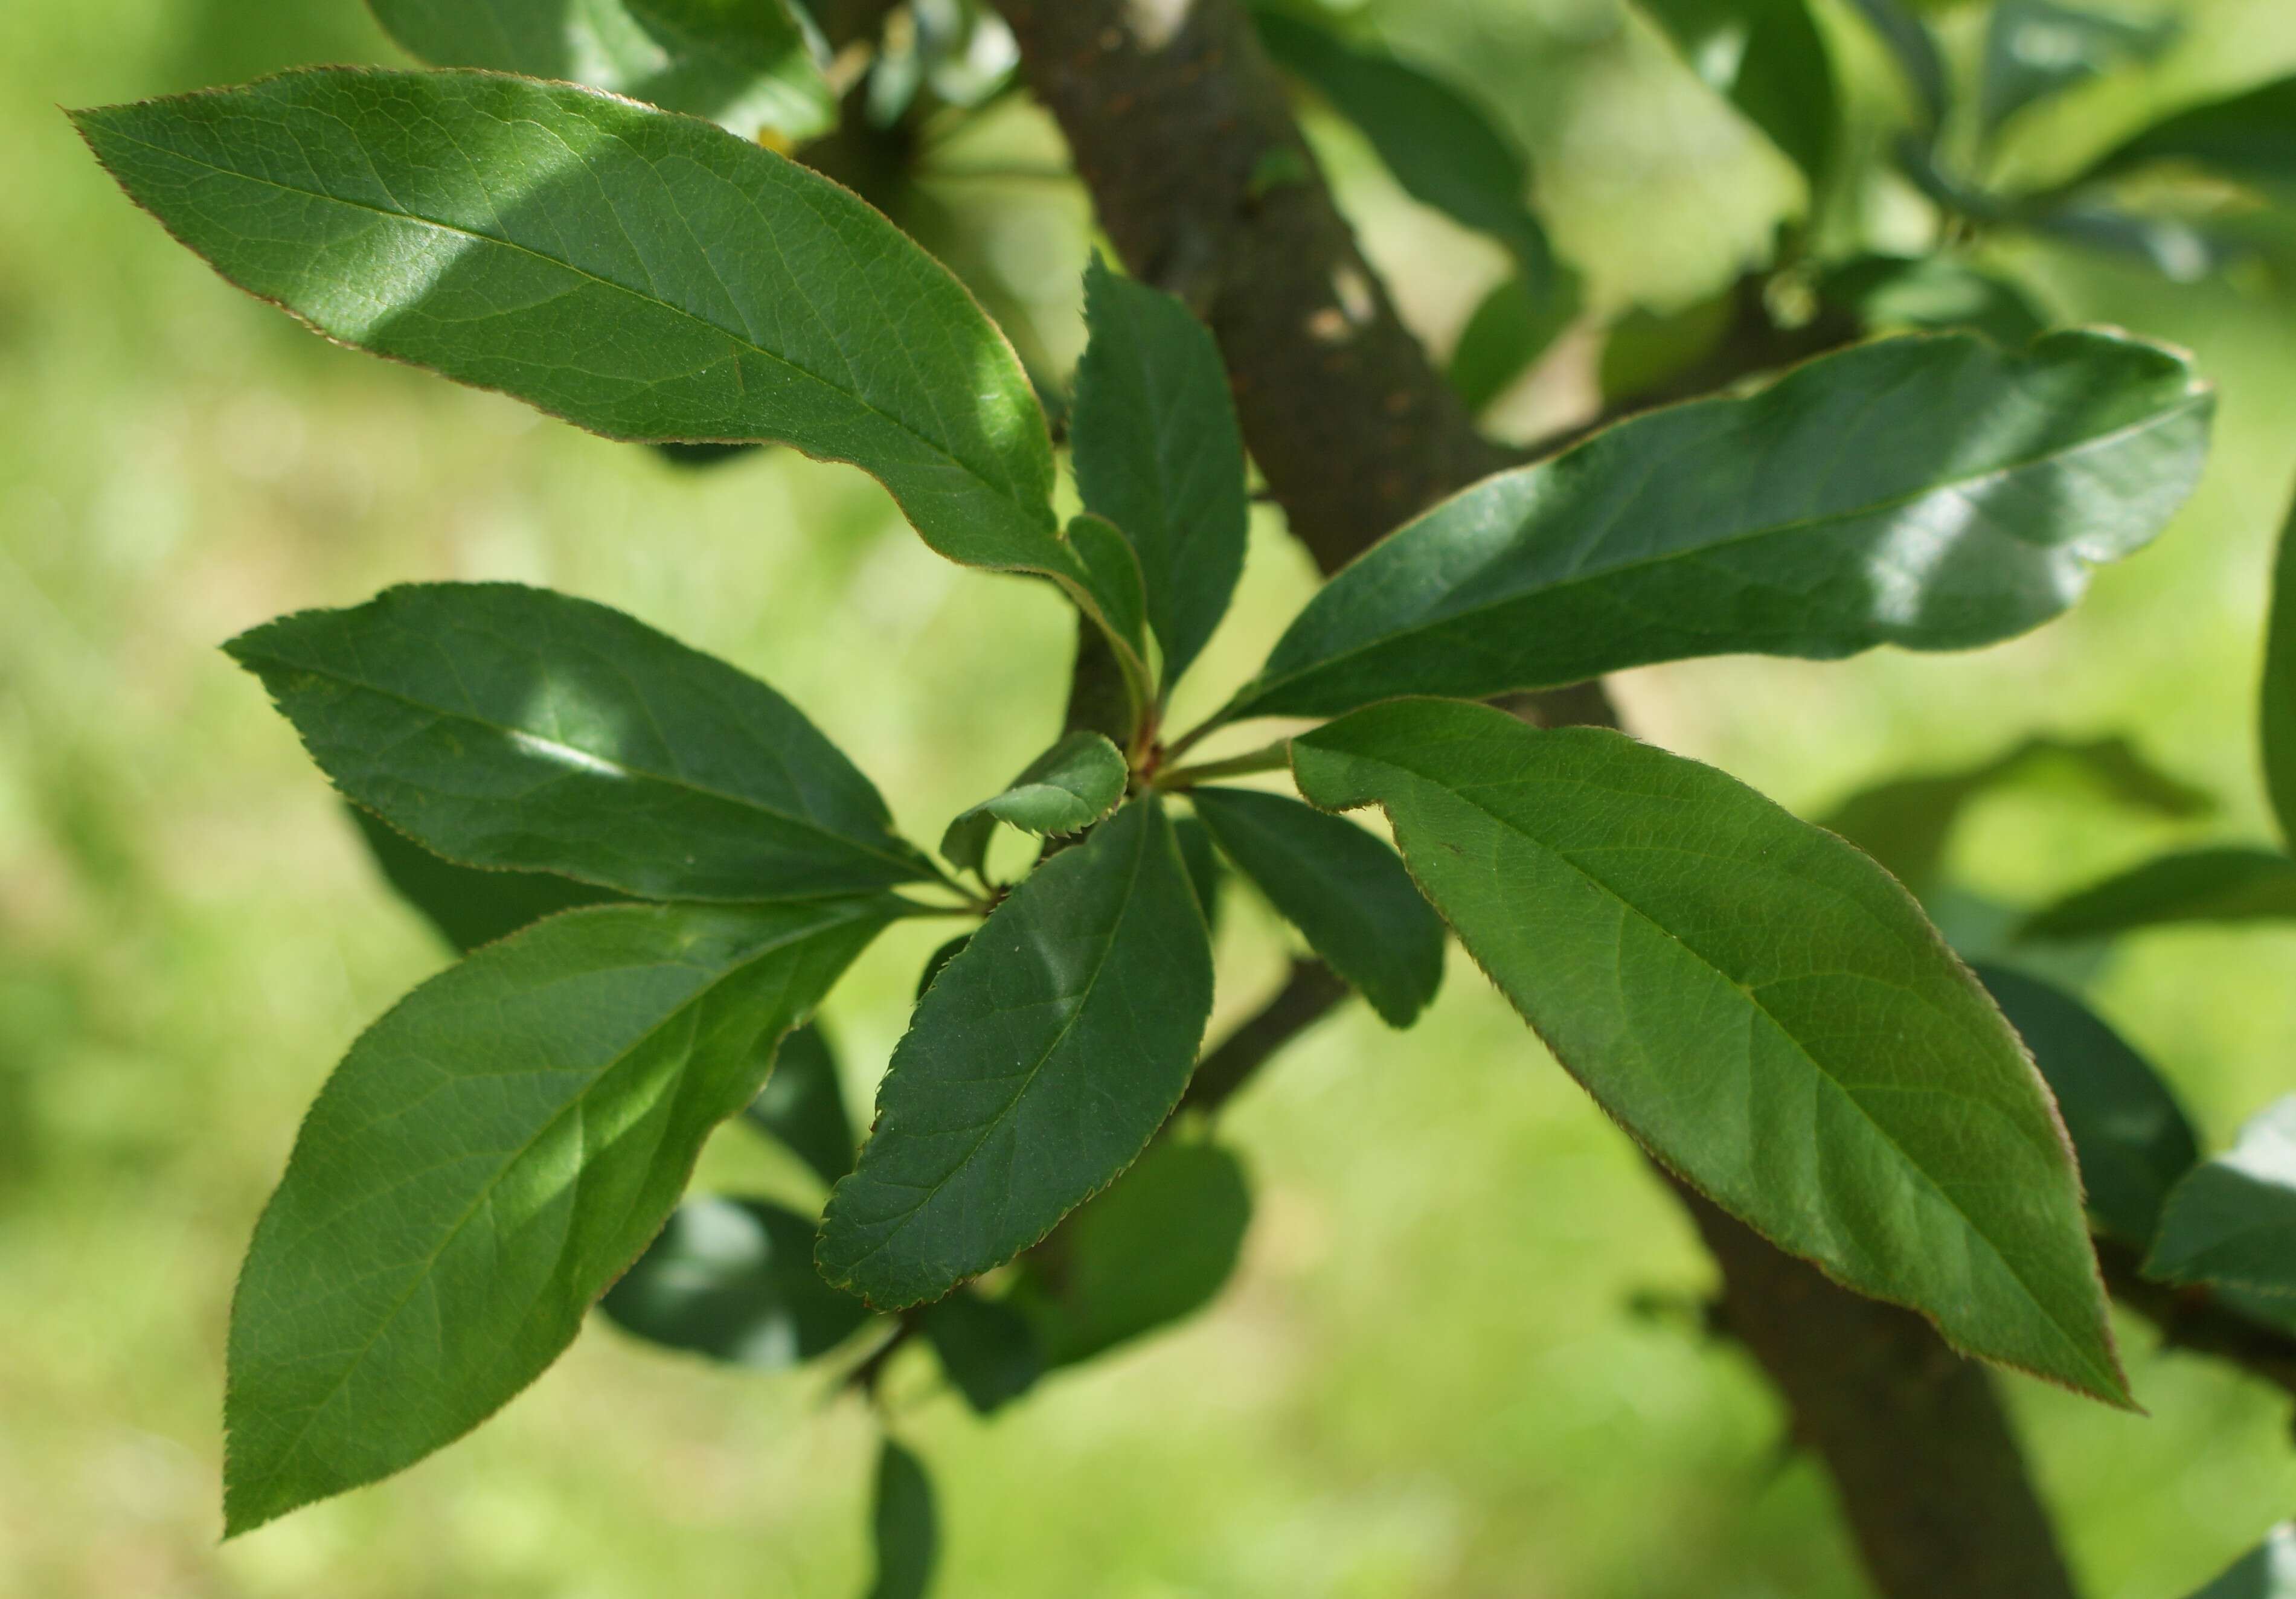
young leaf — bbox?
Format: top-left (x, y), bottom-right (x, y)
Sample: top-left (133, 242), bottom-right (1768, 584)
top-left (1980, 1), bottom-right (2176, 137)
top-left (598, 1194), bottom-right (870, 1365)
top-left (1974, 964), bottom-right (2198, 1245)
top-left (229, 584), bottom-right (937, 902)
top-left (2266, 490), bottom-right (2296, 850)
top-left (2019, 847), bottom-right (2296, 941)
top-left (1071, 257), bottom-right (1249, 688)
top-left (2078, 74), bottom-right (2296, 195)
top-left (1447, 266), bottom-right (1582, 414)
top-left (1819, 254), bottom-right (2048, 348)
top-left (2147, 1097), bottom-right (2296, 1300)
top-left (1226, 331), bottom-right (2210, 721)
top-left (1062, 513), bottom-right (1156, 723)
top-left (72, 70), bottom-right (1068, 581)
top-left (366, 0), bottom-right (835, 143)
top-left (819, 798), bottom-right (1214, 1309)
top-left (1188, 784), bottom-right (1445, 1028)
top-left (2182, 1524), bottom-right (2296, 1599)
top-left (744, 1022), bottom-right (857, 1185)
top-left (224, 897), bottom-right (893, 1534)
top-left (347, 804), bottom-right (622, 952)
top-left (1638, 0), bottom-right (1840, 190)
top-left (1844, 0), bottom-right (1950, 133)
top-left (1292, 699), bottom-right (2128, 1402)
top-left (918, 1289), bottom-right (1042, 1413)
top-left (1012, 1137), bottom-right (1251, 1366)
top-left (939, 732), bottom-right (1130, 880)
top-left (867, 1438), bottom-right (938, 1599)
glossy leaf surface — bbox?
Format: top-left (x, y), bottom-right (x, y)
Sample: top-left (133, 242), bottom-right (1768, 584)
top-left (1189, 784), bottom-right (1445, 1027)
top-left (2019, 847), bottom-right (2296, 941)
top-left (74, 71), bottom-right (1067, 578)
top-left (939, 732), bottom-right (1129, 880)
top-left (1230, 332), bottom-right (2210, 720)
top-left (1071, 258), bottom-right (1249, 687)
top-left (598, 1194), bottom-right (868, 1365)
top-left (367, 0), bottom-right (835, 141)
top-left (2267, 491), bottom-right (2296, 848)
top-left (819, 798), bottom-right (1213, 1308)
top-left (1292, 699), bottom-right (2126, 1400)
top-left (230, 584), bottom-right (935, 901)
top-left (867, 1438), bottom-right (938, 1599)
top-left (1975, 964), bottom-right (2198, 1244)
top-left (743, 1022), bottom-right (856, 1185)
top-left (348, 804), bottom-right (621, 952)
top-left (2148, 1097), bottom-right (2296, 1300)
top-left (2082, 73), bottom-right (2296, 194)
top-left (225, 898), bottom-right (892, 1533)
top-left (1640, 0), bottom-right (1838, 187)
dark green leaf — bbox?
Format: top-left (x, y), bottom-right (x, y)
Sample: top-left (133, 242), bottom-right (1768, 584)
top-left (1291, 699), bottom-right (2127, 1402)
top-left (1447, 266), bottom-right (1582, 414)
top-left (1639, 0), bottom-right (1840, 188)
top-left (1819, 254), bottom-right (2049, 347)
top-left (73, 71), bottom-right (1068, 580)
top-left (818, 798), bottom-right (1214, 1309)
top-left (1974, 964), bottom-right (2198, 1244)
top-left (2019, 847), bottom-right (2296, 941)
top-left (1172, 815), bottom-right (1226, 935)
top-left (744, 1022), bottom-right (856, 1185)
top-left (2266, 490), bottom-right (2296, 850)
top-left (347, 803), bottom-right (621, 952)
top-left (867, 1438), bottom-right (938, 1599)
top-left (224, 897), bottom-right (893, 1534)
top-left (2184, 1526), bottom-right (2296, 1599)
top-left (1188, 784), bottom-right (1444, 1028)
top-left (2147, 1096), bottom-right (2296, 1300)
top-left (2080, 73), bottom-right (2296, 194)
top-left (1596, 290), bottom-right (1735, 403)
top-left (939, 732), bottom-right (1130, 880)
top-left (367, 0), bottom-right (835, 142)
top-left (599, 1194), bottom-right (869, 1365)
top-left (918, 1289), bottom-right (1042, 1413)
top-left (1980, 1), bottom-right (2176, 136)
top-left (914, 934), bottom-right (970, 1002)
top-left (1061, 513), bottom-right (1155, 725)
top-left (1844, 0), bottom-right (1951, 132)
top-left (1228, 332), bottom-right (2210, 721)
top-left (230, 583), bottom-right (936, 901)
top-left (1071, 256), bottom-right (1249, 687)
top-left (1252, 8), bottom-right (1557, 274)
top-left (1012, 1137), bottom-right (1251, 1366)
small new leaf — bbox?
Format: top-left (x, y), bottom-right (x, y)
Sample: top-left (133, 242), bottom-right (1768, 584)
top-left (2148, 1097), bottom-right (2296, 1301)
top-left (940, 732), bottom-right (1130, 880)
top-left (819, 798), bottom-right (1214, 1309)
top-left (1292, 700), bottom-right (2127, 1402)
top-left (1059, 513), bottom-right (1156, 725)
top-left (2019, 847), bottom-right (2296, 941)
top-left (599, 1194), bottom-right (870, 1366)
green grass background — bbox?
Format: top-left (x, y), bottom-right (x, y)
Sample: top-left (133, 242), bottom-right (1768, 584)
top-left (4, 0), bottom-right (2295, 1594)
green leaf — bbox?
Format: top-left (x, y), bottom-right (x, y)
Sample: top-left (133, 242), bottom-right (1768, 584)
top-left (2266, 491), bottom-right (2296, 850)
top-left (2028, 202), bottom-right (2244, 284)
top-left (743, 1022), bottom-right (856, 1185)
top-left (1291, 699), bottom-right (2128, 1402)
top-left (2079, 74), bottom-right (2296, 195)
top-left (347, 804), bottom-right (622, 952)
top-left (367, 0), bottom-right (835, 142)
top-left (1071, 256), bottom-right (1249, 688)
top-left (918, 1289), bottom-right (1042, 1413)
top-left (1252, 8), bottom-right (1557, 275)
top-left (867, 1438), bottom-right (938, 1599)
top-left (223, 897), bottom-right (893, 1534)
top-left (1639, 0), bottom-right (1840, 189)
top-left (1173, 815), bottom-right (1226, 934)
top-left (1062, 512), bottom-right (1155, 726)
top-left (1974, 964), bottom-right (2198, 1245)
top-left (229, 583), bottom-right (936, 902)
top-left (1596, 290), bottom-right (1735, 403)
top-left (1819, 254), bottom-right (2049, 347)
top-left (2147, 1096), bottom-right (2296, 1300)
top-left (72, 70), bottom-right (1067, 580)
top-left (2183, 1524), bottom-right (2296, 1599)
top-left (1980, 1), bottom-right (2176, 136)
top-left (1227, 331), bottom-right (2211, 721)
top-left (938, 732), bottom-right (1130, 881)
top-left (818, 797), bottom-right (1214, 1309)
top-left (2018, 847), bottom-right (2296, 941)
top-left (1012, 1137), bottom-right (1251, 1366)
top-left (1447, 266), bottom-right (1582, 414)
top-left (1844, 0), bottom-right (1951, 132)
top-left (1188, 784), bottom-right (1444, 1028)
top-left (598, 1194), bottom-right (870, 1365)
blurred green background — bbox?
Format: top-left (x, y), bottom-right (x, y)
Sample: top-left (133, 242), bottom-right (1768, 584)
top-left (5, 0), bottom-right (2295, 1594)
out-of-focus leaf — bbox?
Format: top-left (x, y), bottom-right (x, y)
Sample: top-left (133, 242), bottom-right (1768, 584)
top-left (2030, 202), bottom-right (2246, 283)
top-left (939, 732), bottom-right (1130, 880)
top-left (599, 1194), bottom-right (870, 1365)
top-left (1980, 1), bottom-right (2176, 136)
top-left (2019, 847), bottom-right (2296, 941)
top-left (1844, 0), bottom-right (1951, 132)
top-left (867, 1438), bottom-right (938, 1599)
top-left (2148, 1096), bottom-right (2296, 1300)
top-left (918, 1289), bottom-right (1042, 1413)
top-left (367, 0), bottom-right (836, 141)
top-left (2182, 1525), bottom-right (2296, 1599)
top-left (1974, 964), bottom-right (2198, 1244)
top-left (1013, 1138), bottom-right (1251, 1366)
top-left (229, 584), bottom-right (938, 901)
top-left (2265, 489), bottom-right (2296, 849)
top-left (1227, 332), bottom-right (2212, 721)
top-left (914, 934), bottom-right (969, 1002)
top-left (653, 440), bottom-right (761, 469)
top-left (1188, 784), bottom-right (1445, 1028)
top-left (819, 799), bottom-right (1214, 1309)
top-left (346, 804), bottom-right (621, 952)
top-left (1639, 0), bottom-right (1839, 188)
top-left (1071, 256), bottom-right (1249, 689)
top-left (1596, 290), bottom-right (1735, 402)
top-left (2079, 73), bottom-right (2296, 196)
top-left (1819, 253), bottom-right (2049, 346)
top-left (744, 1023), bottom-right (856, 1186)
top-left (1292, 699), bottom-right (2129, 1402)
top-left (1447, 266), bottom-right (1583, 414)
